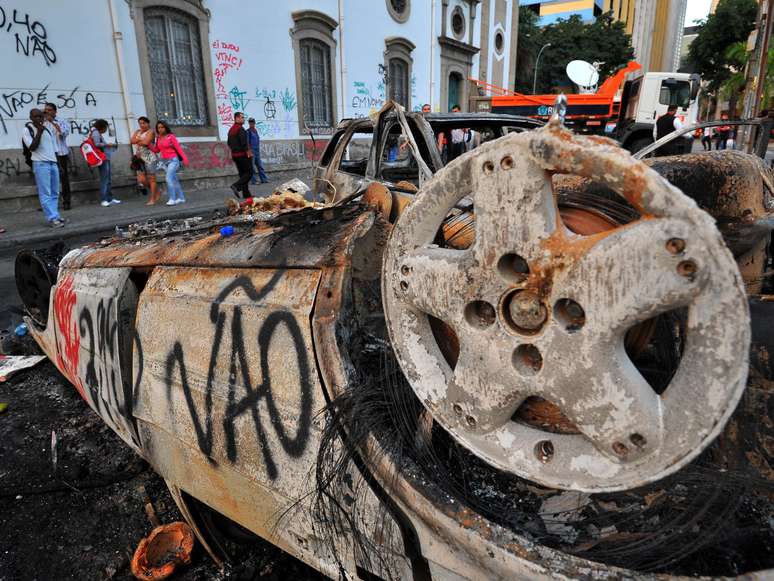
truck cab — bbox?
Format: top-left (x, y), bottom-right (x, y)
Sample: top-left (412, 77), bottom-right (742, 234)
top-left (615, 70), bottom-right (701, 153)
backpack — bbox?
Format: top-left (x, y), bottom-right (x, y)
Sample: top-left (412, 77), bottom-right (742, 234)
top-left (21, 125), bottom-right (34, 168)
top-left (80, 135), bottom-right (106, 167)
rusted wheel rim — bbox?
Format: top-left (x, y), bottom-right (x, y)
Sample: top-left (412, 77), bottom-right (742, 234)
top-left (382, 120), bottom-right (750, 492)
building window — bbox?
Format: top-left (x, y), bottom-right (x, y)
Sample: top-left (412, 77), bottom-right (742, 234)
top-left (299, 39), bottom-right (333, 128)
top-left (144, 7), bottom-right (207, 126)
top-left (388, 59), bottom-right (409, 107)
top-left (494, 30), bottom-right (504, 55)
top-left (386, 0), bottom-right (410, 23)
top-left (451, 6), bottom-right (466, 40)
top-left (291, 10), bottom-right (339, 133)
top-left (384, 37), bottom-right (415, 111)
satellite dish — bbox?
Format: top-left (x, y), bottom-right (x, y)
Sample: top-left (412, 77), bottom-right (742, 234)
top-left (566, 60), bottom-right (600, 92)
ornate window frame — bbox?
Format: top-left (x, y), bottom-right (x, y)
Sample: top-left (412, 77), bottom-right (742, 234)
top-left (384, 37), bottom-right (415, 110)
top-left (386, 0), bottom-right (411, 23)
top-left (290, 10), bottom-right (339, 134)
top-left (130, 0), bottom-right (218, 137)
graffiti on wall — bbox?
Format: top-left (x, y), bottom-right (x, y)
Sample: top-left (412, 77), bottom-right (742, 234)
top-left (351, 81), bottom-right (385, 117)
top-left (212, 40), bottom-right (244, 125)
top-left (0, 4), bottom-right (57, 66)
top-left (0, 84), bottom-right (98, 134)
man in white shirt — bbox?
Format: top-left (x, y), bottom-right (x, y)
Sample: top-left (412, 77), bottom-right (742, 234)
top-left (22, 109), bottom-right (64, 227)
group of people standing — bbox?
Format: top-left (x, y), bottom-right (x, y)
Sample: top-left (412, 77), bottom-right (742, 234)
top-left (22, 109), bottom-right (192, 226)
top-left (698, 114), bottom-right (736, 151)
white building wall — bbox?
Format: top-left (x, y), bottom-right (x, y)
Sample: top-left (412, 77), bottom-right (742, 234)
top-left (0, 0), bottom-right (144, 150)
top-left (0, 0), bottom-right (502, 186)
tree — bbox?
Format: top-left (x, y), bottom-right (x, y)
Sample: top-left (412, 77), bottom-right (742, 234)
top-left (688, 0), bottom-right (758, 93)
top-left (513, 8), bottom-right (542, 93)
top-left (514, 12), bottom-right (635, 94)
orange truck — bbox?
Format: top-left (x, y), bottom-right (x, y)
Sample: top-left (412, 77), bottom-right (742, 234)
top-left (483, 61), bottom-right (701, 153)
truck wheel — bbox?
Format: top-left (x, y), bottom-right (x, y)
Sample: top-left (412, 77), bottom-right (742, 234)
top-left (627, 136), bottom-right (653, 154)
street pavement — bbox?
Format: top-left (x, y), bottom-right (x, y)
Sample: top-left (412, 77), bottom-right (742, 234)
top-left (0, 169), bottom-right (312, 331)
top-left (0, 169), bottom-right (311, 256)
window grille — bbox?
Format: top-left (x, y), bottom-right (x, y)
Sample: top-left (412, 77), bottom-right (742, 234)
top-left (299, 39), bottom-right (333, 128)
top-left (145, 7), bottom-right (207, 126)
top-left (389, 59), bottom-right (409, 108)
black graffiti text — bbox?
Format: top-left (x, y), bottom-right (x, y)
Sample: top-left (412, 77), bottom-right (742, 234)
top-left (0, 5), bottom-right (56, 66)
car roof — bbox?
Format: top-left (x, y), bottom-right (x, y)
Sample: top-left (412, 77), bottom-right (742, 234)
top-left (334, 111), bottom-right (543, 131)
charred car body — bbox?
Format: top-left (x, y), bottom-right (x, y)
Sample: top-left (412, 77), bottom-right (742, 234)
top-left (15, 103), bottom-right (774, 580)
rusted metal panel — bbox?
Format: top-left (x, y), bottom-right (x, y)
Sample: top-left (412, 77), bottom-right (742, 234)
top-left (133, 266), bottom-right (322, 499)
top-left (59, 205), bottom-right (374, 271)
top-left (49, 267), bottom-right (140, 450)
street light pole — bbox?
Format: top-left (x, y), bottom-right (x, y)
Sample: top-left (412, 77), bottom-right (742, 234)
top-left (533, 43), bottom-right (552, 94)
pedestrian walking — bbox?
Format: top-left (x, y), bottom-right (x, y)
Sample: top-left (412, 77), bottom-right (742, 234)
top-left (130, 116), bottom-right (160, 205)
top-left (90, 119), bottom-right (121, 207)
top-left (22, 109), bottom-right (65, 227)
top-left (715, 113), bottom-right (732, 150)
top-left (701, 126), bottom-right (713, 151)
top-left (151, 121), bottom-right (188, 205)
top-left (653, 105), bottom-right (688, 157)
top-left (44, 103), bottom-right (72, 210)
top-left (228, 112), bottom-right (252, 198)
top-left (247, 118), bottom-right (269, 185)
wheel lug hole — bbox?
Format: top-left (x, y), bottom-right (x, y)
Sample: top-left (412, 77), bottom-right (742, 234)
top-left (453, 403), bottom-right (463, 416)
top-left (399, 280), bottom-right (409, 292)
top-left (513, 344), bottom-right (543, 376)
top-left (553, 299), bottom-right (586, 332)
top-left (629, 433), bottom-right (647, 448)
top-left (535, 440), bottom-right (554, 463)
top-left (401, 264), bottom-right (411, 276)
top-left (666, 238), bottom-right (686, 254)
top-left (504, 290), bottom-right (547, 334)
top-left (465, 415), bottom-right (477, 427)
top-left (677, 260), bottom-right (697, 278)
top-left (500, 156), bottom-right (513, 170)
top-left (464, 300), bottom-right (496, 329)
top-left (497, 253), bottom-right (530, 284)
top-left (483, 161), bottom-right (494, 174)
top-left (612, 441), bottom-right (629, 456)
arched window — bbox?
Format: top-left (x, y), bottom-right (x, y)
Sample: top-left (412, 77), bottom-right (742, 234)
top-left (132, 0), bottom-right (217, 136)
top-left (384, 37), bottom-right (415, 110)
top-left (291, 11), bottom-right (339, 132)
top-left (388, 58), bottom-right (409, 107)
top-left (144, 7), bottom-right (207, 126)
top-left (299, 38), bottom-right (334, 128)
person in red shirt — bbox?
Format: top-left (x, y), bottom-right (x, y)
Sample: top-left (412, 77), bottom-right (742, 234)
top-left (227, 112), bottom-right (252, 198)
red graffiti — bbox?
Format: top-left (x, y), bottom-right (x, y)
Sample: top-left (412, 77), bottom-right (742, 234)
top-left (53, 274), bottom-right (86, 400)
top-left (304, 141), bottom-right (327, 162)
top-left (185, 142), bottom-right (232, 171)
top-left (212, 40), bottom-right (242, 126)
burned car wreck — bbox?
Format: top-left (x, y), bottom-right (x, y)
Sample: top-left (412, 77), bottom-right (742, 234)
top-left (14, 103), bottom-right (774, 580)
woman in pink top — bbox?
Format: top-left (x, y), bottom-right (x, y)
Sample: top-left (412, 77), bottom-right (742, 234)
top-left (150, 121), bottom-right (189, 205)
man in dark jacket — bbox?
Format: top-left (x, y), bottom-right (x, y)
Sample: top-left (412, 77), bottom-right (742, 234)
top-left (227, 112), bottom-right (252, 198)
top-left (653, 105), bottom-right (689, 157)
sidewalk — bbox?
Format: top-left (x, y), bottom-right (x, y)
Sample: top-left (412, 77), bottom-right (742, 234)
top-left (0, 169), bottom-right (311, 254)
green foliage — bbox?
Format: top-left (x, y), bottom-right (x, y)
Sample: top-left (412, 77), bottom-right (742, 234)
top-left (514, 11), bottom-right (635, 94)
top-left (687, 0), bottom-right (758, 93)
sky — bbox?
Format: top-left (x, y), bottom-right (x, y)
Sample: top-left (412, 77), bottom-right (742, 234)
top-left (684, 0), bottom-right (712, 26)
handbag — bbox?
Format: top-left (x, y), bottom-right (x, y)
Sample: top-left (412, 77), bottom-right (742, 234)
top-left (130, 154), bottom-right (144, 171)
